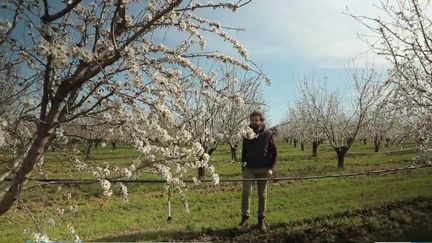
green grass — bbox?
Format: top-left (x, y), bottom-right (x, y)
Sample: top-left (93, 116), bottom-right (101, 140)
top-left (0, 140), bottom-right (431, 242)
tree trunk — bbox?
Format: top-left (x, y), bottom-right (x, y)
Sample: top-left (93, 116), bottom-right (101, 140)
top-left (198, 146), bottom-right (217, 179)
top-left (86, 143), bottom-right (92, 158)
top-left (385, 138), bottom-right (390, 147)
top-left (293, 139), bottom-right (297, 148)
top-left (300, 142), bottom-right (304, 151)
top-left (312, 141), bottom-right (318, 157)
top-left (363, 139), bottom-right (367, 145)
top-left (374, 136), bottom-right (381, 152)
top-left (94, 139), bottom-right (100, 149)
top-left (197, 167), bottom-right (205, 179)
top-left (230, 144), bottom-right (237, 162)
top-left (111, 141), bottom-right (117, 150)
top-left (289, 138), bottom-right (292, 145)
top-left (335, 147), bottom-right (348, 168)
top-left (0, 125), bottom-right (55, 215)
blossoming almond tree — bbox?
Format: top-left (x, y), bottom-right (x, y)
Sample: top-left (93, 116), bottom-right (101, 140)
top-left (362, 101), bottom-right (400, 152)
top-left (286, 105), bottom-right (308, 152)
top-left (285, 96), bottom-right (325, 156)
top-left (351, 0), bottom-right (432, 164)
top-left (206, 69), bottom-right (266, 164)
top-left (296, 65), bottom-right (385, 168)
top-left (172, 65), bottom-right (267, 178)
top-left (0, 0), bottom-right (267, 222)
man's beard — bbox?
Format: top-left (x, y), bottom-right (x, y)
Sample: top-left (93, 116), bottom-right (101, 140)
top-left (249, 124), bottom-right (260, 131)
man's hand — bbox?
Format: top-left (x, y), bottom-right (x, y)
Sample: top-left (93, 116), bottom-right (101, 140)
top-left (266, 169), bottom-right (273, 177)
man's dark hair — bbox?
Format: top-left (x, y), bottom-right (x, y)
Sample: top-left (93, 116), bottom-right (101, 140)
top-left (249, 111), bottom-right (265, 122)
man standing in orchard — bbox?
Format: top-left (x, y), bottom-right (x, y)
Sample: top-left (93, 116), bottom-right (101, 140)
top-left (238, 111), bottom-right (278, 233)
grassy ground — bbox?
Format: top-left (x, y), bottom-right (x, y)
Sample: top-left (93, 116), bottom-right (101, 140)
top-left (0, 139), bottom-right (431, 242)
top-left (141, 197), bottom-right (432, 242)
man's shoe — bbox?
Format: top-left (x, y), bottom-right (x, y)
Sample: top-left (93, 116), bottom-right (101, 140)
top-left (237, 215), bottom-right (250, 230)
top-left (258, 216), bottom-right (268, 234)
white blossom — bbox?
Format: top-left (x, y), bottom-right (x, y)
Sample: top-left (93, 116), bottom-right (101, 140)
top-left (67, 224), bottom-right (81, 242)
top-left (33, 232), bottom-right (51, 242)
top-left (191, 142), bottom-right (204, 155)
top-left (241, 126), bottom-right (258, 140)
top-left (211, 173), bottom-right (220, 185)
top-left (0, 19), bottom-right (11, 33)
top-left (100, 179), bottom-right (112, 197)
top-left (46, 218), bottom-right (55, 227)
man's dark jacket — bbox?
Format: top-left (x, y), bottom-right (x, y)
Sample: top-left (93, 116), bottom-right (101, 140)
top-left (241, 125), bottom-right (278, 169)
